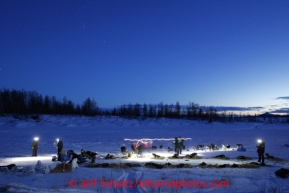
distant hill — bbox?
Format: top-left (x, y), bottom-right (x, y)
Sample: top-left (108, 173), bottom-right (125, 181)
top-left (258, 112), bottom-right (279, 117)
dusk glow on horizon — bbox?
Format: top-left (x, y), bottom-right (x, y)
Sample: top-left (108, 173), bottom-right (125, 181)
top-left (0, 0), bottom-right (288, 115)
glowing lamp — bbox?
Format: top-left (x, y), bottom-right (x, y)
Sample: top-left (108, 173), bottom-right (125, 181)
top-left (34, 137), bottom-right (39, 141)
top-left (56, 138), bottom-right (59, 142)
top-left (257, 139), bottom-right (262, 143)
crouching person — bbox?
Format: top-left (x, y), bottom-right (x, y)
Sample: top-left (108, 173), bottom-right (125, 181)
top-left (66, 150), bottom-right (87, 164)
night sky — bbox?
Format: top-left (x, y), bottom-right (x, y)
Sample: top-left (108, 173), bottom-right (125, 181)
top-left (0, 0), bottom-right (288, 114)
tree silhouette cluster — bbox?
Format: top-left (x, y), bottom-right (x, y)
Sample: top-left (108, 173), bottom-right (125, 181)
top-left (113, 101), bottom-right (218, 121)
top-left (1, 88), bottom-right (288, 123)
top-left (0, 89), bottom-right (99, 116)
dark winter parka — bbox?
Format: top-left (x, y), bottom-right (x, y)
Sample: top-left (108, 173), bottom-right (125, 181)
top-left (174, 137), bottom-right (179, 148)
top-left (121, 146), bottom-right (126, 153)
top-left (32, 141), bottom-right (39, 149)
top-left (57, 140), bottom-right (63, 150)
top-left (257, 142), bottom-right (265, 153)
top-left (179, 139), bottom-right (184, 148)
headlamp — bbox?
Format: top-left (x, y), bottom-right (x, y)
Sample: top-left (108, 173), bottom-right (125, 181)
top-left (257, 139), bottom-right (262, 143)
top-left (34, 137), bottom-right (39, 141)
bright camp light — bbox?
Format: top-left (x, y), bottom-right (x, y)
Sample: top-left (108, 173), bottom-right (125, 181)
top-left (4, 155), bottom-right (54, 163)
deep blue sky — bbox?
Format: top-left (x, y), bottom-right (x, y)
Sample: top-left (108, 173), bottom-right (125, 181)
top-left (0, 0), bottom-right (288, 114)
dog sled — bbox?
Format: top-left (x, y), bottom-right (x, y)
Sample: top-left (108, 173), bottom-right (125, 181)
top-left (130, 140), bottom-right (153, 150)
top-left (125, 138), bottom-right (192, 150)
top-left (124, 138), bottom-right (192, 156)
top-left (130, 140), bottom-right (153, 155)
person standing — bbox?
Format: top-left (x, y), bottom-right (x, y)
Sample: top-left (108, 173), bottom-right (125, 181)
top-left (173, 137), bottom-right (179, 154)
top-left (257, 139), bottom-right (265, 165)
top-left (56, 138), bottom-right (63, 161)
top-left (121, 144), bottom-right (126, 154)
top-left (178, 137), bottom-right (184, 154)
top-left (136, 141), bottom-right (143, 155)
top-left (32, 137), bottom-right (39, 157)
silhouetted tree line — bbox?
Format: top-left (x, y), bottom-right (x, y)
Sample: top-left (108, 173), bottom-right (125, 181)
top-left (1, 88), bottom-right (288, 123)
top-left (112, 102), bottom-right (288, 123)
top-left (114, 101), bottom-right (218, 121)
top-left (0, 89), bottom-right (99, 116)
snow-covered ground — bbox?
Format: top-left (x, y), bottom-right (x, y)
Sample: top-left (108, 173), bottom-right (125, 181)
top-left (0, 115), bottom-right (289, 193)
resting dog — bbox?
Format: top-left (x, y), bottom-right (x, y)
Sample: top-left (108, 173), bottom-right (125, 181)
top-left (206, 144), bottom-right (218, 151)
top-left (81, 149), bottom-right (98, 158)
top-left (172, 153), bottom-right (179, 158)
top-left (194, 145), bottom-right (205, 150)
top-left (105, 154), bottom-right (115, 159)
top-left (127, 152), bottom-right (133, 158)
top-left (189, 153), bottom-right (197, 158)
top-left (152, 153), bottom-right (161, 159)
top-left (222, 144), bottom-right (230, 150)
top-left (0, 164), bottom-right (16, 170)
top-left (167, 147), bottom-right (173, 152)
top-left (265, 153), bottom-right (275, 159)
top-left (236, 144), bottom-right (243, 148)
